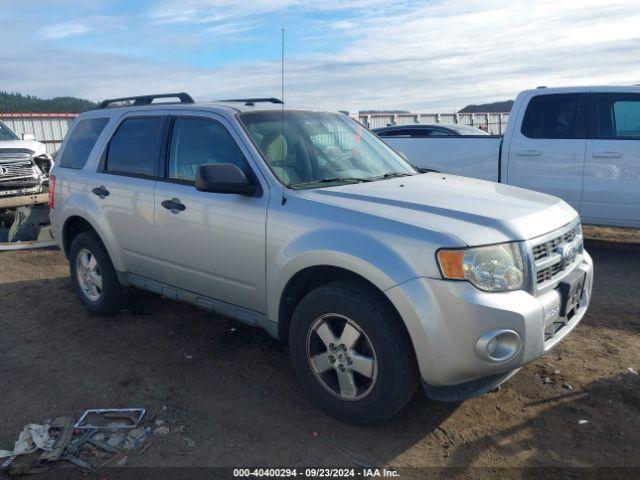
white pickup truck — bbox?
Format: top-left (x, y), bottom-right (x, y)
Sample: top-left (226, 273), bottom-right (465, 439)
top-left (378, 87), bottom-right (640, 229)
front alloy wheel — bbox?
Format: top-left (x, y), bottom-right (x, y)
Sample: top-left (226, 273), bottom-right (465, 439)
top-left (289, 280), bottom-right (419, 424)
top-left (307, 313), bottom-right (378, 401)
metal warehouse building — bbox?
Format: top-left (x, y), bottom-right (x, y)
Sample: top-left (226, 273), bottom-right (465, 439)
top-left (0, 113), bottom-right (76, 155)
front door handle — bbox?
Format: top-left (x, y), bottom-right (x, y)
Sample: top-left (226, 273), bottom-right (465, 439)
top-left (161, 198), bottom-right (186, 213)
top-left (92, 186), bottom-right (110, 198)
top-left (592, 151), bottom-right (622, 158)
top-left (516, 149), bottom-right (542, 156)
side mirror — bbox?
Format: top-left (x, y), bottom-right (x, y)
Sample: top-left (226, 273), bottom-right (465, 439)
top-left (22, 133), bottom-right (36, 141)
top-left (195, 163), bottom-right (257, 196)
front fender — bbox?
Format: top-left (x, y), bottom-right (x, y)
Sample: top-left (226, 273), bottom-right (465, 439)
top-left (266, 228), bottom-right (419, 322)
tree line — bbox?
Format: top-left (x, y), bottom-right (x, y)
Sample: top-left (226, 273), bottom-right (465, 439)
top-left (0, 91), bottom-right (97, 113)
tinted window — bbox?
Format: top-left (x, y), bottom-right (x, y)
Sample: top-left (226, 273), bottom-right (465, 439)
top-left (168, 117), bottom-right (250, 181)
top-left (521, 93), bottom-right (586, 139)
top-left (596, 93), bottom-right (640, 138)
top-left (427, 129), bottom-right (451, 136)
top-left (59, 118), bottom-right (109, 169)
top-left (106, 117), bottom-right (163, 176)
top-left (377, 128), bottom-right (450, 138)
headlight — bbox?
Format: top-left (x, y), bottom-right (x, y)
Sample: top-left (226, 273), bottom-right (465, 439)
top-left (437, 243), bottom-right (526, 292)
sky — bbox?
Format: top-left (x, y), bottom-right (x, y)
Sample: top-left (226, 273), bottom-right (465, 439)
top-left (2, 0), bottom-right (640, 112)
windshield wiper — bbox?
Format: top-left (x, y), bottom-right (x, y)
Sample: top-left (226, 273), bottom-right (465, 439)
top-left (289, 172), bottom-right (414, 188)
top-left (289, 177), bottom-right (372, 188)
top-left (379, 172), bottom-right (414, 179)
top-left (362, 172), bottom-right (414, 182)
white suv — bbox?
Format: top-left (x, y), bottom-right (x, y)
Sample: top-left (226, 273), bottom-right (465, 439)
top-left (49, 93), bottom-right (593, 423)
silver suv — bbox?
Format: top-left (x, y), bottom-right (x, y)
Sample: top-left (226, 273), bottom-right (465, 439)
top-left (49, 93), bottom-right (594, 423)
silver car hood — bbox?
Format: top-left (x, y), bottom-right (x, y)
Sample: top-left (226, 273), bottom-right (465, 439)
top-left (301, 173), bottom-right (577, 246)
top-left (0, 140), bottom-right (46, 156)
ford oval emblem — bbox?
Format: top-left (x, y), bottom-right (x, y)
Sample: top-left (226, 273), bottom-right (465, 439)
top-left (558, 243), bottom-right (577, 266)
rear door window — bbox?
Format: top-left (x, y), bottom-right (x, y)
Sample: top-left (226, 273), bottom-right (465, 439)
top-left (105, 117), bottom-right (163, 177)
top-left (521, 93), bottom-right (587, 139)
top-left (59, 118), bottom-right (109, 169)
top-left (595, 93), bottom-right (640, 139)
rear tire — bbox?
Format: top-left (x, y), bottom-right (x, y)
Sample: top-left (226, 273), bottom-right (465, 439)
top-left (289, 280), bottom-right (418, 424)
top-left (69, 231), bottom-right (126, 316)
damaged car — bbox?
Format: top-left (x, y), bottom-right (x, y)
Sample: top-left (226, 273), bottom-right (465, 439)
top-left (0, 120), bottom-right (55, 247)
top-left (0, 120), bottom-right (53, 199)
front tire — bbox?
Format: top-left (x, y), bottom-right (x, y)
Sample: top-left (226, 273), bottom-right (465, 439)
top-left (69, 231), bottom-right (126, 316)
top-left (289, 280), bottom-right (418, 424)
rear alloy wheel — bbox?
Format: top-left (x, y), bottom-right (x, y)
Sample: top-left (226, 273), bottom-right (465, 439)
top-left (76, 248), bottom-right (103, 302)
top-left (69, 231), bottom-right (126, 316)
top-left (290, 280), bottom-right (418, 424)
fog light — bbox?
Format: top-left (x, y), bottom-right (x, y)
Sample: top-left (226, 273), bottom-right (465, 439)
top-left (475, 329), bottom-right (521, 362)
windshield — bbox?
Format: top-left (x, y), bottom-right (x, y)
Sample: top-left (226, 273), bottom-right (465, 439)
top-left (239, 111), bottom-right (416, 189)
top-left (0, 121), bottom-right (19, 141)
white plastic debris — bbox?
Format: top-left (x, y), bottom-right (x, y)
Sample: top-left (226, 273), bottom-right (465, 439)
top-left (628, 367), bottom-right (638, 375)
top-left (0, 424), bottom-right (54, 458)
top-left (154, 426), bottom-right (170, 436)
top-left (578, 419), bottom-right (589, 425)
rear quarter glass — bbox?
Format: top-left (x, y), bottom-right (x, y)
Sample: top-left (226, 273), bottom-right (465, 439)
top-left (58, 118), bottom-right (110, 169)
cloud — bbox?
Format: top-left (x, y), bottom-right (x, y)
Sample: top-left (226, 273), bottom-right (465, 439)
top-left (150, 0), bottom-right (412, 25)
top-left (204, 22), bottom-right (258, 36)
top-left (150, 0), bottom-right (299, 25)
top-left (7, 0), bottom-right (640, 111)
top-left (39, 15), bottom-right (125, 40)
top-left (40, 22), bottom-right (91, 39)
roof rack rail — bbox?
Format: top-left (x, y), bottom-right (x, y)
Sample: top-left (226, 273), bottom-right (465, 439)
top-left (219, 97), bottom-right (283, 106)
top-left (98, 93), bottom-right (195, 109)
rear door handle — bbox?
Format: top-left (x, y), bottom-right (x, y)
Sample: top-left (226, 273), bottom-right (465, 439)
top-left (592, 151), bottom-right (622, 158)
top-left (516, 149), bottom-right (542, 156)
top-left (161, 198), bottom-right (186, 213)
top-left (92, 186), bottom-right (110, 198)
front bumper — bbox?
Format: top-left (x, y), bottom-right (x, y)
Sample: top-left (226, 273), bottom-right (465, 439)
top-left (386, 250), bottom-right (593, 400)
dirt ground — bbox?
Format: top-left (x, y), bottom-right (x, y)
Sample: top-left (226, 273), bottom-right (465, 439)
top-left (1, 227), bottom-right (639, 478)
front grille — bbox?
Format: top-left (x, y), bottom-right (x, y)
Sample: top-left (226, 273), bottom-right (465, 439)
top-left (0, 149), bottom-right (38, 186)
top-left (537, 262), bottom-right (564, 283)
top-left (0, 160), bottom-right (36, 179)
top-left (532, 224), bottom-right (581, 261)
top-left (530, 221), bottom-right (583, 287)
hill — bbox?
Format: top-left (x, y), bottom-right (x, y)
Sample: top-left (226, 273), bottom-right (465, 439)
top-left (0, 91), bottom-right (97, 113)
top-left (459, 100), bottom-right (514, 113)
